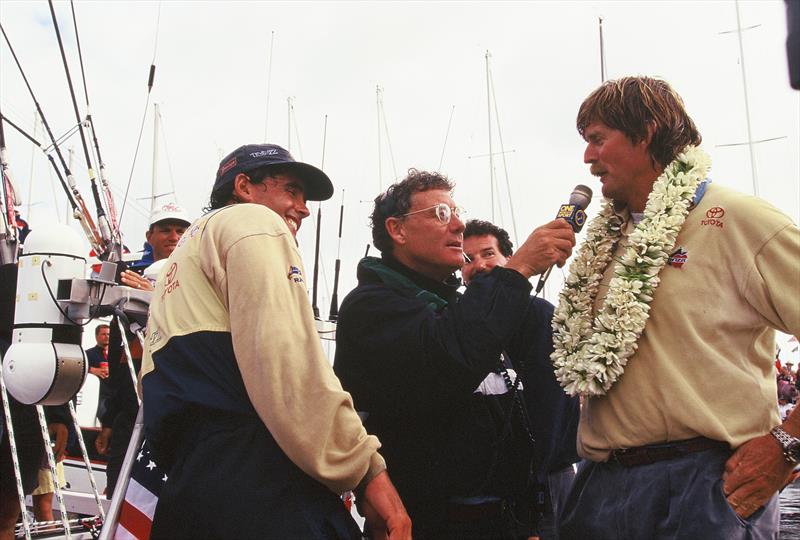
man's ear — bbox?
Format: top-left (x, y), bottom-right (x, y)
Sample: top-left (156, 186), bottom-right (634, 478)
top-left (385, 217), bottom-right (406, 246)
top-left (643, 121), bottom-right (656, 146)
top-left (232, 173), bottom-right (255, 203)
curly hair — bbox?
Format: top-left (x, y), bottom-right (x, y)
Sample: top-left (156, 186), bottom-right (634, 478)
top-left (577, 76), bottom-right (702, 169)
top-left (463, 219), bottom-right (513, 258)
top-left (370, 169), bottom-right (454, 255)
top-left (204, 164), bottom-right (295, 213)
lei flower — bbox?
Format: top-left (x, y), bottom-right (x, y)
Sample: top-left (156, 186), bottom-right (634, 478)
top-left (551, 146), bottom-right (710, 396)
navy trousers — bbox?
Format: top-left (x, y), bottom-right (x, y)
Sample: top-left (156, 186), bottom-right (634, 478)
top-left (150, 413), bottom-right (361, 540)
top-left (558, 447), bottom-right (779, 540)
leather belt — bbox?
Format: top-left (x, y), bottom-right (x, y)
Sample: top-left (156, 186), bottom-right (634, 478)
top-left (610, 436), bottom-right (729, 467)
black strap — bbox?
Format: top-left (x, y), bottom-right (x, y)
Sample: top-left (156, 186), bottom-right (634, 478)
top-left (499, 351), bottom-right (536, 449)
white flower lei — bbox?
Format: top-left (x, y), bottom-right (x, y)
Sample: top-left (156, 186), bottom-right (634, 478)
top-left (551, 146), bottom-right (710, 396)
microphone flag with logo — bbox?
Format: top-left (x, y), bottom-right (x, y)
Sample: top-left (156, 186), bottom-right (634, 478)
top-left (556, 185), bottom-right (592, 233)
top-left (535, 184), bottom-right (593, 294)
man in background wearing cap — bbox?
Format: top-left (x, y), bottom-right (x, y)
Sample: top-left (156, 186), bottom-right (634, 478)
top-left (140, 144), bottom-right (410, 539)
top-left (144, 203), bottom-right (191, 263)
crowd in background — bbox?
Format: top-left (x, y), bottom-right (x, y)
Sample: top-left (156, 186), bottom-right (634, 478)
top-left (777, 359), bottom-right (799, 421)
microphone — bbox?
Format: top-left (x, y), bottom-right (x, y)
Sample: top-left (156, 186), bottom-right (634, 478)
top-left (535, 184), bottom-right (593, 294)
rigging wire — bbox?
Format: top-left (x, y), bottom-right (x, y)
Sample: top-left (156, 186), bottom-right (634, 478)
top-left (45, 123), bottom-right (82, 152)
top-left (378, 90), bottom-right (398, 181)
top-left (71, 0), bottom-right (120, 245)
top-left (0, 22), bottom-right (101, 249)
top-left (488, 65), bottom-right (519, 245)
top-left (25, 111), bottom-right (40, 219)
top-left (118, 1), bottom-right (162, 229)
top-left (157, 105), bottom-right (179, 205)
top-left (1, 113), bottom-right (75, 221)
top-left (48, 0), bottom-right (111, 251)
top-left (288, 98), bottom-right (304, 159)
top-left (438, 105), bottom-right (455, 170)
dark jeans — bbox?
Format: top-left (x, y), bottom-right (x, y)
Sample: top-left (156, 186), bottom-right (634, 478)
top-left (559, 447), bottom-right (779, 540)
top-left (538, 465), bottom-right (577, 540)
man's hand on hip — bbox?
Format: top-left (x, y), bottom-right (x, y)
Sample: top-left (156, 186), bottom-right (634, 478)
top-left (722, 432), bottom-right (795, 519)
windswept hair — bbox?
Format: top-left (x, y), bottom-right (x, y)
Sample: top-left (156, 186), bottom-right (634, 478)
top-left (464, 219), bottom-right (513, 258)
top-left (577, 76), bottom-right (702, 169)
top-left (370, 169), bottom-right (454, 255)
top-left (204, 164), bottom-right (295, 213)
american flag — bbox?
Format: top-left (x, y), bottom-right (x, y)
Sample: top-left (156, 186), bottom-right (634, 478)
top-left (114, 439), bottom-right (166, 540)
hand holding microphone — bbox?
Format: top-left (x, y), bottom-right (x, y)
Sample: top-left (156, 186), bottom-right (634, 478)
top-left (502, 185), bottom-right (592, 282)
top-left (506, 220), bottom-right (576, 279)
top-left (534, 184), bottom-right (593, 293)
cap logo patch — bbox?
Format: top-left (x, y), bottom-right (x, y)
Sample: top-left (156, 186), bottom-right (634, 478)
top-left (219, 157), bottom-right (237, 175)
top-left (668, 247), bottom-right (688, 268)
top-left (250, 149), bottom-right (279, 158)
top-left (701, 206), bottom-right (725, 228)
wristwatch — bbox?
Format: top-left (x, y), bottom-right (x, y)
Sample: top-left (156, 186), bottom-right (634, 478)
top-left (769, 426), bottom-right (800, 464)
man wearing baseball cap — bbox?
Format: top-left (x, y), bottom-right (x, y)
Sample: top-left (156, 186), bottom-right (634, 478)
top-left (146, 203), bottom-right (192, 262)
top-left (140, 144), bottom-right (410, 539)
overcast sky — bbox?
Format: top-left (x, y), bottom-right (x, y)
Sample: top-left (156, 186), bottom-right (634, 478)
top-left (1, 1), bottom-right (798, 346)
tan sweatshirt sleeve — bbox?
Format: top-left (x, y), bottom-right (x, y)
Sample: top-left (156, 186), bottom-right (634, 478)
top-left (746, 222), bottom-right (800, 337)
top-left (209, 209), bottom-right (384, 494)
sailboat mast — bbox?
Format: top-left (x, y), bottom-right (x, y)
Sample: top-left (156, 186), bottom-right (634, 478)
top-left (734, 0), bottom-right (759, 196)
top-left (264, 30), bottom-right (275, 142)
top-left (599, 17), bottom-right (607, 82)
top-left (287, 97), bottom-right (292, 152)
top-left (377, 85), bottom-right (382, 191)
top-left (485, 51), bottom-right (495, 222)
top-left (151, 103), bottom-right (160, 213)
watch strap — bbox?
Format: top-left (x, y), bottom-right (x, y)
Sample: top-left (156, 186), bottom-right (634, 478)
top-left (770, 426), bottom-right (800, 464)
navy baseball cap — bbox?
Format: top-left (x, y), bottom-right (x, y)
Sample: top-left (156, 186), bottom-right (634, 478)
top-left (214, 144), bottom-right (334, 201)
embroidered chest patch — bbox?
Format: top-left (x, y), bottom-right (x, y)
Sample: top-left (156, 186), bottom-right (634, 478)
top-left (701, 206), bottom-right (725, 228)
top-left (668, 247), bottom-right (688, 268)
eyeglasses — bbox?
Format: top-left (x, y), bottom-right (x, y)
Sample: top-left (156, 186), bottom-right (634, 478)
top-left (400, 203), bottom-right (466, 225)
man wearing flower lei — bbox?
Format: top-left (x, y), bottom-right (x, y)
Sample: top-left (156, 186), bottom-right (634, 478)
top-left (554, 76), bottom-right (800, 539)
